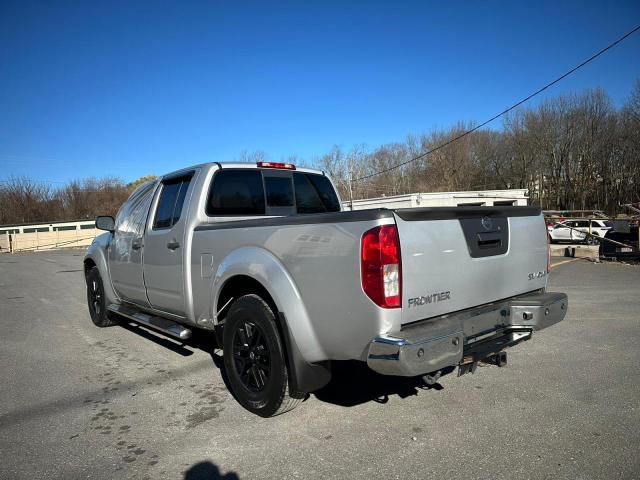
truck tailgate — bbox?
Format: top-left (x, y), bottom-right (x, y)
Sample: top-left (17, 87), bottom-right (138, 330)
top-left (393, 206), bottom-right (548, 326)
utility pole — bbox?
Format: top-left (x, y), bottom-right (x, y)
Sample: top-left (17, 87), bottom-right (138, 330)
top-left (348, 161), bottom-right (354, 211)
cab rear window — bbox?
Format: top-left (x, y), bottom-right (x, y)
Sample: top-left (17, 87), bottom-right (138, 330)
top-left (265, 176), bottom-right (294, 207)
top-left (207, 170), bottom-right (265, 215)
top-left (293, 173), bottom-right (340, 213)
top-left (206, 169), bottom-right (340, 216)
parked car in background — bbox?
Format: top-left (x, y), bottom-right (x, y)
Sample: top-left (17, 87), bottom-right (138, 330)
top-left (548, 218), bottom-right (612, 245)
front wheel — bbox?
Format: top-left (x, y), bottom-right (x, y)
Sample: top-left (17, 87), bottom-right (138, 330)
top-left (222, 294), bottom-right (303, 417)
top-left (86, 267), bottom-right (116, 327)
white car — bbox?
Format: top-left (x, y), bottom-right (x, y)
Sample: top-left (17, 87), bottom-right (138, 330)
top-left (548, 219), bottom-right (612, 245)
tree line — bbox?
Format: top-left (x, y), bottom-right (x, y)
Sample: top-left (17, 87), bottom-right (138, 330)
top-left (317, 80), bottom-right (640, 215)
top-left (1, 81), bottom-right (639, 226)
top-left (0, 176), bottom-right (155, 226)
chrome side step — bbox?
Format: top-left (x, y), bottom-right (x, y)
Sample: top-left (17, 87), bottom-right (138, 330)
top-left (107, 304), bottom-right (192, 340)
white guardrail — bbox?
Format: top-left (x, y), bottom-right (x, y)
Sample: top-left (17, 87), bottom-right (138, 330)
top-left (0, 225), bottom-right (100, 253)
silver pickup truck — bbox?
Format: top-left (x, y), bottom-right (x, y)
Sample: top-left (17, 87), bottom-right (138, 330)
top-left (85, 161), bottom-right (567, 416)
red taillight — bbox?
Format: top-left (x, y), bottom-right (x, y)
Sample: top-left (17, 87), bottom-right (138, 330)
top-left (361, 225), bottom-right (401, 308)
top-left (256, 161), bottom-right (296, 170)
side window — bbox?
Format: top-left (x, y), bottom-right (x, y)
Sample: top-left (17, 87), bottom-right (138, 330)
top-left (115, 181), bottom-right (156, 235)
top-left (153, 176), bottom-right (192, 229)
top-left (207, 170), bottom-right (265, 215)
top-left (265, 176), bottom-right (294, 207)
top-left (172, 179), bottom-right (190, 225)
top-left (576, 220), bottom-right (589, 228)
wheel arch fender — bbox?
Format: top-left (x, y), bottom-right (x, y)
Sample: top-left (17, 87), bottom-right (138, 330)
top-left (212, 246), bottom-right (326, 364)
top-left (84, 233), bottom-right (119, 305)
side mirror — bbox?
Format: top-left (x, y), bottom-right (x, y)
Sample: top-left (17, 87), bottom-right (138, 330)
top-left (95, 216), bottom-right (115, 232)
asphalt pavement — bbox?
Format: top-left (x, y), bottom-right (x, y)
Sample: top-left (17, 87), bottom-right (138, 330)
top-left (1, 250), bottom-right (639, 480)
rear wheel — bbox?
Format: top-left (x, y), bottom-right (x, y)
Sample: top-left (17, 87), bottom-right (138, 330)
top-left (586, 233), bottom-right (599, 245)
top-left (222, 294), bottom-right (303, 417)
top-left (86, 267), bottom-right (116, 327)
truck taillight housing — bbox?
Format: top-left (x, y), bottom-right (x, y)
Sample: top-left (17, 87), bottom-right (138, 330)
top-left (361, 225), bottom-right (401, 308)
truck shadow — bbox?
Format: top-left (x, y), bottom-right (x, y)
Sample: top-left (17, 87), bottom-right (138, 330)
top-left (312, 361), bottom-right (452, 407)
top-left (116, 322), bottom-right (451, 409)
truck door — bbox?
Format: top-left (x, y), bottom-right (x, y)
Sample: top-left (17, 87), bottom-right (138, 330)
top-left (143, 172), bottom-right (194, 316)
top-left (108, 181), bottom-right (157, 306)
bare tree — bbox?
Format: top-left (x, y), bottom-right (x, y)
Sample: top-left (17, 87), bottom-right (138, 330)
top-left (2, 81), bottom-right (639, 223)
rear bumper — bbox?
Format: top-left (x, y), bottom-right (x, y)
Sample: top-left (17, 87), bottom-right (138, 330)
top-left (367, 292), bottom-right (567, 376)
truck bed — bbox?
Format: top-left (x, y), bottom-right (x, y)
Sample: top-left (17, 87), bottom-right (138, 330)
top-left (190, 205), bottom-right (548, 363)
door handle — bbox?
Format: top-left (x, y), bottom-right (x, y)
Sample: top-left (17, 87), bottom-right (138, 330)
top-left (167, 240), bottom-right (180, 250)
top-left (132, 239), bottom-right (142, 250)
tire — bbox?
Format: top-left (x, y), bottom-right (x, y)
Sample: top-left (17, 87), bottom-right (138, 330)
top-left (86, 267), bottom-right (116, 327)
top-left (222, 294), bottom-right (304, 417)
top-left (586, 234), bottom-right (599, 246)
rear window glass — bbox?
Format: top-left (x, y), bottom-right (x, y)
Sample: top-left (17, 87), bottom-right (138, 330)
top-left (296, 173), bottom-right (340, 213)
top-left (265, 176), bottom-right (294, 207)
top-left (294, 173), bottom-right (325, 213)
top-left (207, 170), bottom-right (265, 215)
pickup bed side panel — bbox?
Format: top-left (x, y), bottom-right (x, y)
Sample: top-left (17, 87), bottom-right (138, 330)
top-left (211, 246), bottom-right (326, 361)
top-left (190, 218), bottom-right (400, 363)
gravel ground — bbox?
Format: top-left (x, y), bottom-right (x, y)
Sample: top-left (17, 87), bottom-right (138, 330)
top-left (0, 250), bottom-right (638, 480)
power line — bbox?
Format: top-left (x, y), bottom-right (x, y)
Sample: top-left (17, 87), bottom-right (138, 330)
top-left (354, 24), bottom-right (640, 182)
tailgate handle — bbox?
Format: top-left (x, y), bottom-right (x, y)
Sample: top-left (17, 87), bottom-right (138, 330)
top-left (477, 232), bottom-right (502, 249)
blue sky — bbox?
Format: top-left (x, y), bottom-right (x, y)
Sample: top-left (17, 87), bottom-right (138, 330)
top-left (1, 1), bottom-right (639, 185)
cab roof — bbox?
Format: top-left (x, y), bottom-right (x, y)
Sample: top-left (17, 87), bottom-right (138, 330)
top-left (163, 162), bottom-right (325, 180)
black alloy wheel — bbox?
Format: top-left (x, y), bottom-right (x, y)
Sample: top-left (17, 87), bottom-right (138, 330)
top-left (222, 294), bottom-right (304, 417)
top-left (231, 321), bottom-right (271, 393)
top-left (89, 277), bottom-right (102, 316)
top-left (86, 266), bottom-right (116, 327)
